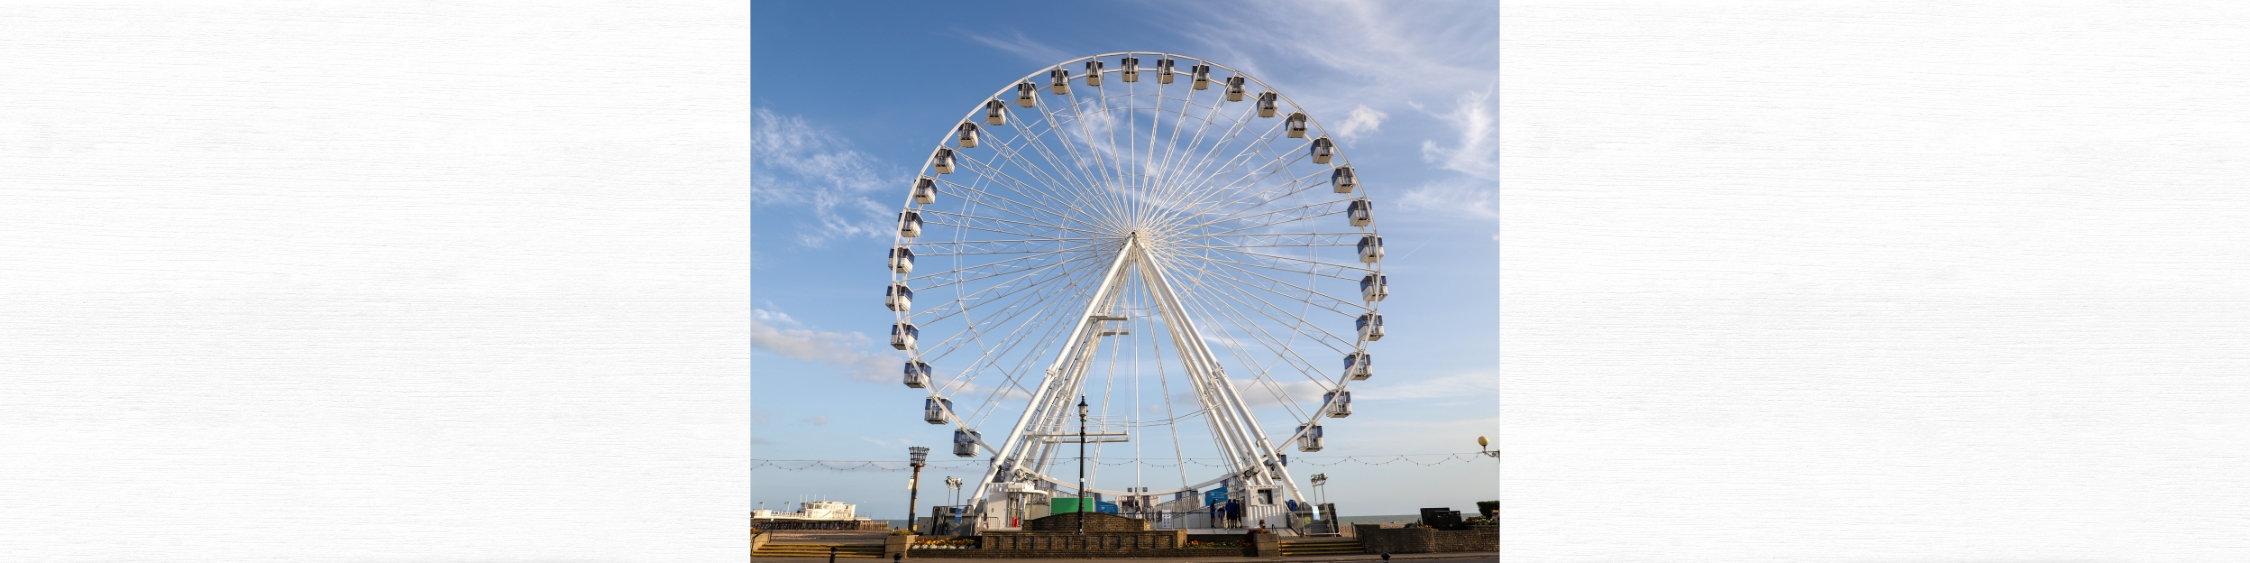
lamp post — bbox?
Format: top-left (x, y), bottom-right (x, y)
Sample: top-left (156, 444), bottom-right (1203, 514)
top-left (1077, 395), bottom-right (1088, 535)
top-left (945, 476), bottom-right (962, 507)
top-left (945, 476), bottom-right (963, 533)
top-left (907, 446), bottom-right (929, 534)
top-left (1477, 436), bottom-right (1499, 459)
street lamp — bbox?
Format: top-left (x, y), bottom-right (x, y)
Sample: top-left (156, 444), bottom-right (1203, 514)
top-left (1077, 395), bottom-right (1089, 535)
top-left (907, 446), bottom-right (929, 534)
top-left (1477, 436), bottom-right (1499, 459)
top-left (944, 476), bottom-right (963, 533)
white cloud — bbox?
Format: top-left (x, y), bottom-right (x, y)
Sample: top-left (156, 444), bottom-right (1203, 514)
top-left (963, 30), bottom-right (1072, 65)
top-left (752, 437), bottom-right (773, 445)
top-left (861, 436), bottom-right (916, 449)
top-left (753, 307), bottom-right (800, 327)
top-left (1232, 378), bottom-right (1335, 410)
top-left (1165, 1), bottom-right (1496, 117)
top-left (1333, 105), bottom-right (1388, 141)
top-left (803, 415), bottom-right (828, 426)
top-left (754, 409), bottom-right (770, 424)
top-left (1418, 89), bottom-right (1496, 180)
top-left (1395, 177), bottom-right (1496, 220)
top-left (752, 107), bottom-right (901, 246)
top-left (751, 316), bottom-right (897, 385)
top-left (1352, 370), bottom-right (1496, 402)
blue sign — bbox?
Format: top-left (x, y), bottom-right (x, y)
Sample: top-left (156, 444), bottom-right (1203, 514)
top-left (1096, 501), bottom-right (1118, 514)
top-left (1205, 487), bottom-right (1228, 506)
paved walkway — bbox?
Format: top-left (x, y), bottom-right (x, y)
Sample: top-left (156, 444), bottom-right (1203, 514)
top-left (749, 553), bottom-right (1495, 563)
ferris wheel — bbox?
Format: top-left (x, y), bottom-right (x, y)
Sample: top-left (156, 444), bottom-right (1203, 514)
top-left (886, 52), bottom-right (1384, 531)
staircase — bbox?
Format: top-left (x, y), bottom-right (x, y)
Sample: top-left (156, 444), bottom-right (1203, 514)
top-left (1278, 537), bottom-right (1365, 556)
top-left (752, 542), bottom-right (884, 559)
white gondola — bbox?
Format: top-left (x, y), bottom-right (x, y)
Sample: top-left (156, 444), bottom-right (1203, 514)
top-left (1344, 352), bottom-right (1373, 380)
top-left (1084, 60), bottom-right (1103, 86)
top-left (1296, 423), bottom-right (1324, 452)
top-left (1324, 390), bottom-right (1352, 418)
top-left (1049, 68), bottom-right (1070, 95)
top-left (953, 429), bottom-right (981, 457)
top-left (899, 211), bottom-right (923, 238)
top-left (956, 123), bottom-right (978, 148)
top-left (1356, 235), bottom-right (1382, 263)
top-left (1310, 137), bottom-right (1334, 164)
top-left (1357, 313), bottom-right (1384, 341)
top-left (1224, 75), bottom-right (1246, 102)
top-left (986, 99), bottom-right (1007, 125)
top-left (892, 322), bottom-right (919, 350)
top-left (888, 247), bottom-right (915, 274)
top-left (913, 176), bottom-right (939, 205)
top-left (1360, 273), bottom-right (1387, 302)
top-left (904, 361), bottom-right (931, 389)
top-left (1156, 58), bottom-right (1175, 84)
top-left (886, 283), bottom-right (913, 312)
top-left (1346, 198), bottom-right (1372, 227)
top-left (932, 147), bottom-right (954, 174)
top-left (1286, 112), bottom-right (1308, 138)
top-left (1256, 91), bottom-right (1279, 117)
top-left (1330, 165), bottom-right (1357, 193)
top-left (1017, 82), bottom-right (1036, 107)
top-left (1191, 64), bottom-right (1211, 90)
top-left (925, 396), bottom-right (953, 424)
top-left (1119, 56), bottom-right (1138, 82)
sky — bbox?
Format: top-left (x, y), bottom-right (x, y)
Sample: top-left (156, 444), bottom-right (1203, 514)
top-left (750, 0), bottom-right (1498, 519)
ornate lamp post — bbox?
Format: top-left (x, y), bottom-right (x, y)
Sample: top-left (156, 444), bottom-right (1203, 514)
top-left (1077, 395), bottom-right (1089, 535)
top-left (907, 446), bottom-right (929, 534)
top-left (1477, 436), bottom-right (1499, 459)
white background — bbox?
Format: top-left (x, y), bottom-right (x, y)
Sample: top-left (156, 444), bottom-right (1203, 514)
top-left (11, 2), bottom-right (2250, 561)
top-left (0, 3), bottom-right (748, 561)
top-left (1504, 2), bottom-right (2250, 561)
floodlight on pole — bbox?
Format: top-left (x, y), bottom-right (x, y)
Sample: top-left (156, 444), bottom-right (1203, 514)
top-left (907, 446), bottom-right (929, 534)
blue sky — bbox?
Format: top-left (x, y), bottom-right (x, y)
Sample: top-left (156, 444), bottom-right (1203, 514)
top-left (751, 0), bottom-right (1496, 518)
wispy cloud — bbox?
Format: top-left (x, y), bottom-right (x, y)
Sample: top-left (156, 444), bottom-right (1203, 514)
top-left (1157, 0), bottom-right (1496, 211)
top-left (1333, 105), bottom-right (1388, 142)
top-left (861, 436), bottom-right (916, 449)
top-left (1395, 177), bottom-right (1496, 220)
top-left (754, 307), bottom-right (800, 327)
top-left (803, 415), bottom-right (829, 426)
top-left (751, 314), bottom-right (897, 385)
top-left (752, 107), bottom-right (901, 245)
top-left (963, 30), bottom-right (1073, 65)
top-left (1353, 370), bottom-right (1496, 402)
top-left (1419, 90), bottom-right (1496, 180)
top-left (1234, 378), bottom-right (1333, 410)
top-left (1163, 1), bottom-right (1495, 111)
top-left (754, 409), bottom-right (770, 424)
top-left (752, 437), bottom-right (773, 445)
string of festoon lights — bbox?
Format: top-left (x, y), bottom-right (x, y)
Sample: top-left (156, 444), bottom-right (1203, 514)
top-left (752, 452), bottom-right (1492, 472)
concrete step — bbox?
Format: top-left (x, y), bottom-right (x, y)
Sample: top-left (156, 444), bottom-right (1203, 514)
top-left (1279, 538), bottom-right (1366, 555)
top-left (752, 550), bottom-right (880, 558)
top-left (753, 542), bottom-right (885, 559)
top-left (1282, 547), bottom-right (1369, 555)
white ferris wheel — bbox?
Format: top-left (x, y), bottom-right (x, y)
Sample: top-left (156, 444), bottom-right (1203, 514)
top-left (886, 52), bottom-right (1385, 531)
